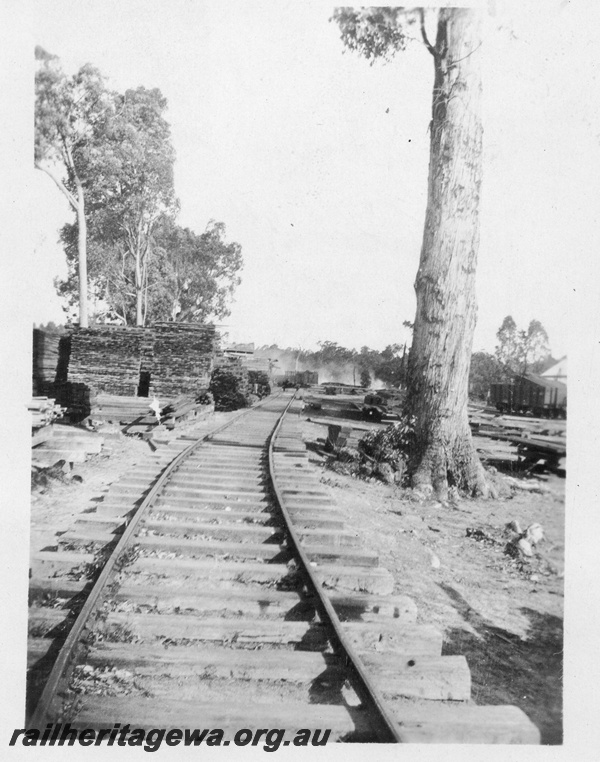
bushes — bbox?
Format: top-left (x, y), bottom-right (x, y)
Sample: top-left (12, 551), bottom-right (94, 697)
top-left (208, 368), bottom-right (248, 412)
top-left (359, 416), bottom-right (415, 469)
top-left (247, 370), bottom-right (271, 399)
top-left (328, 417), bottom-right (416, 484)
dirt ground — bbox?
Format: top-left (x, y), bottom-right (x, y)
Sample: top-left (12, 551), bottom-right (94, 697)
top-left (29, 408), bottom-right (564, 745)
top-left (29, 412), bottom-right (238, 558)
top-left (302, 417), bottom-right (564, 745)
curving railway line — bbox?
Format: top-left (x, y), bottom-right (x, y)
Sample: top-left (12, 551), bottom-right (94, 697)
top-left (27, 392), bottom-right (540, 744)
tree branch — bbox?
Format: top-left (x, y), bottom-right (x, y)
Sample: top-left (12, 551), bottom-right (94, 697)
top-left (419, 8), bottom-right (437, 57)
top-left (34, 162), bottom-right (78, 211)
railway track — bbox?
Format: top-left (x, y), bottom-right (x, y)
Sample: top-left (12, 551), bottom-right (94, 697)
top-left (27, 392), bottom-right (540, 743)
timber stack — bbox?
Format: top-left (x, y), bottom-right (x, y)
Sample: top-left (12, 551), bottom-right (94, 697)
top-left (151, 323), bottom-right (217, 398)
top-left (32, 330), bottom-right (63, 396)
top-left (29, 397), bottom-right (65, 429)
top-left (68, 327), bottom-right (148, 397)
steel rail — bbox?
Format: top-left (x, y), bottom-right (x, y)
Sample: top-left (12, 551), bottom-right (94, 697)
top-left (268, 393), bottom-right (404, 743)
top-left (29, 396), bottom-right (278, 729)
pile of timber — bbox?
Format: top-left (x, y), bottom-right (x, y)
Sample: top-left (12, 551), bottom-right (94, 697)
top-left (91, 394), bottom-right (163, 427)
top-left (161, 394), bottom-right (214, 425)
top-left (68, 326), bottom-right (148, 397)
top-left (90, 393), bottom-right (215, 434)
top-left (151, 323), bottom-right (217, 398)
top-left (32, 330), bottom-right (62, 396)
top-left (32, 423), bottom-right (104, 468)
top-left (29, 397), bottom-right (65, 429)
top-left (469, 410), bottom-right (566, 472)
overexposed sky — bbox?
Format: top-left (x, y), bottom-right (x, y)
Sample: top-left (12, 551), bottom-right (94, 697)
top-left (30, 0), bottom-right (600, 357)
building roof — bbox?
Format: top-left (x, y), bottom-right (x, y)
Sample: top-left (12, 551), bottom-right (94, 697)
top-left (523, 373), bottom-right (567, 391)
top-left (223, 342), bottom-right (255, 355)
top-left (541, 356), bottom-right (567, 381)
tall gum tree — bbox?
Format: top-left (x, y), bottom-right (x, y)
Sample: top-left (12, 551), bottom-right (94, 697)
top-left (333, 7), bottom-right (489, 498)
top-left (495, 316), bottom-right (551, 375)
top-left (150, 218), bottom-right (243, 324)
top-left (34, 47), bottom-right (110, 328)
top-left (67, 86), bottom-right (177, 326)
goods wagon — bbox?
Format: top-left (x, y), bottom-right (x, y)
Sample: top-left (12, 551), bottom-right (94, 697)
top-left (280, 370), bottom-right (318, 387)
top-left (489, 374), bottom-right (566, 418)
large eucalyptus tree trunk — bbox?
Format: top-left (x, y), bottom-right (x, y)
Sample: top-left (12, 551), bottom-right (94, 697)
top-left (405, 8), bottom-right (488, 499)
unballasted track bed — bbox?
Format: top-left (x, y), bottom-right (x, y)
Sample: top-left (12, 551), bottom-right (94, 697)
top-left (27, 393), bottom-right (540, 743)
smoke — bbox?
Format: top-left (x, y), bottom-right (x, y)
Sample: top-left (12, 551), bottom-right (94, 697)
top-left (254, 346), bottom-right (373, 386)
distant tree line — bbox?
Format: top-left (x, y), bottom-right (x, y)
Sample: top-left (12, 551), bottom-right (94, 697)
top-left (255, 341), bottom-right (409, 388)
top-left (35, 47), bottom-right (242, 327)
top-left (257, 314), bottom-right (554, 400)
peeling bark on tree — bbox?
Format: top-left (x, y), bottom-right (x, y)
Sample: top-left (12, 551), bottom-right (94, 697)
top-left (405, 8), bottom-right (488, 499)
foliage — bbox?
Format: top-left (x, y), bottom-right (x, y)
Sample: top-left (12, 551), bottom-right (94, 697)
top-left (54, 75), bottom-right (243, 326)
top-left (208, 368), bottom-right (248, 412)
top-left (358, 416), bottom-right (416, 471)
top-left (35, 47), bottom-right (111, 174)
top-left (196, 390), bottom-right (214, 406)
top-left (311, 341), bottom-right (356, 367)
top-left (35, 46), bottom-right (113, 326)
top-left (150, 218), bottom-right (242, 323)
top-left (248, 370), bottom-right (271, 398)
top-left (331, 7), bottom-right (417, 64)
top-left (469, 351), bottom-right (507, 399)
top-left (522, 320), bottom-right (551, 373)
top-left (495, 316), bottom-right (551, 375)
top-left (63, 85), bottom-right (177, 325)
top-left (495, 316), bottom-right (520, 371)
top-left (374, 344), bottom-right (407, 387)
top-left (360, 368), bottom-right (371, 388)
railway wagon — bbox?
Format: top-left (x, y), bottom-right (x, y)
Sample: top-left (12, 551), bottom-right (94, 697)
top-left (281, 370), bottom-right (318, 387)
top-left (490, 374), bottom-right (567, 418)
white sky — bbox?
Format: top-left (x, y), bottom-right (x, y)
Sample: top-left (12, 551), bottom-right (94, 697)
top-left (27, 0), bottom-right (600, 357)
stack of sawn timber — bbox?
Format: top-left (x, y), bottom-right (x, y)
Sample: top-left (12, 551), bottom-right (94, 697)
top-left (29, 397), bottom-right (65, 429)
top-left (151, 323), bottom-right (217, 398)
top-left (91, 394), bottom-right (214, 433)
top-left (32, 330), bottom-right (62, 396)
top-left (68, 327), bottom-right (147, 397)
top-left (91, 394), bottom-right (161, 426)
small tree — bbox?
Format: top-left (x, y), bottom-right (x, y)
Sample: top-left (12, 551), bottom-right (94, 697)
top-left (374, 344), bottom-right (406, 388)
top-left (360, 368), bottom-right (371, 388)
top-left (522, 320), bottom-right (551, 374)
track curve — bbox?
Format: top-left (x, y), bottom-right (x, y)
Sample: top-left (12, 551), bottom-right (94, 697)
top-left (27, 392), bottom-right (541, 744)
